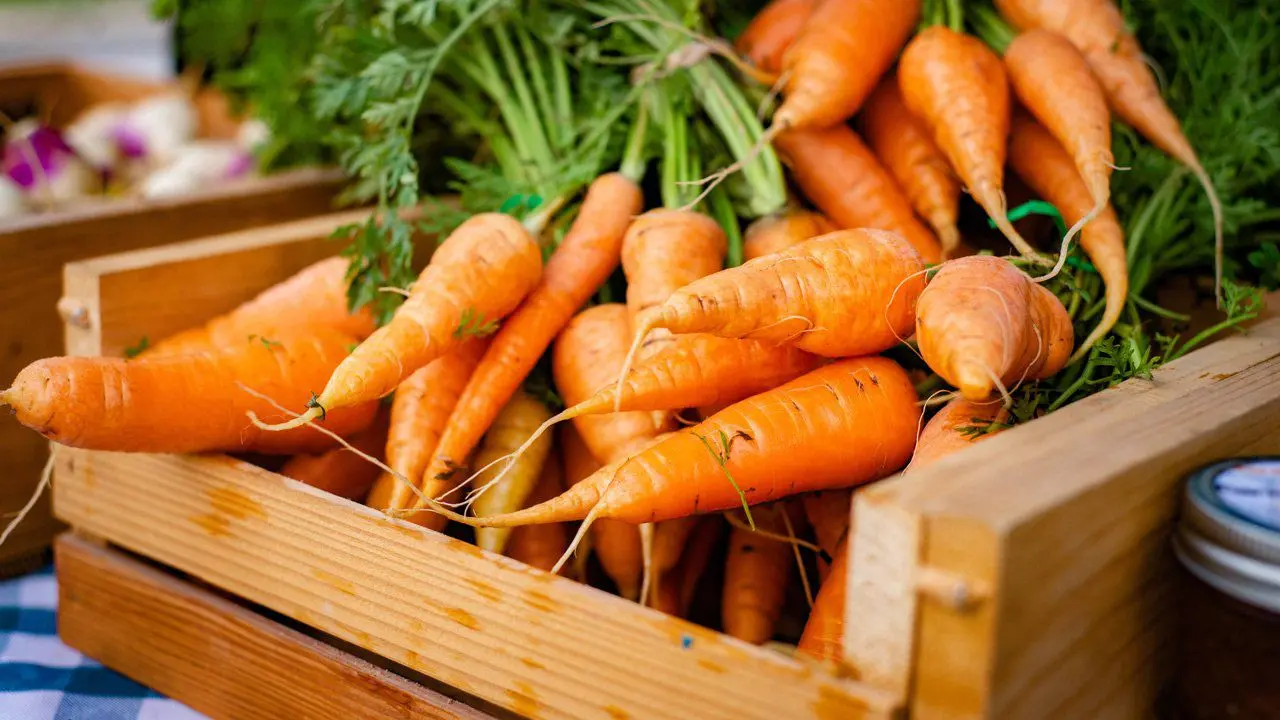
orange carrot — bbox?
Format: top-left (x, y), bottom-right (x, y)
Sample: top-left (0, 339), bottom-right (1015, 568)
top-left (438, 356), bottom-right (919, 534)
top-left (774, 125), bottom-right (943, 263)
top-left (801, 489), bottom-right (851, 579)
top-left (1009, 113), bottom-right (1127, 360)
top-left (279, 408), bottom-right (390, 501)
top-left (654, 516), bottom-right (724, 618)
top-left (799, 396), bottom-right (1009, 662)
top-left (742, 209), bottom-right (834, 261)
top-left (419, 174), bottom-right (642, 505)
top-left (995, 0), bottom-right (1224, 299)
top-left (898, 27), bottom-right (1039, 261)
top-left (653, 516), bottom-right (700, 578)
top-left (2, 331), bottom-right (376, 454)
top-left (560, 422), bottom-right (643, 600)
top-left (365, 338), bottom-right (489, 517)
top-left (915, 255), bottom-right (1074, 401)
top-left (736, 0), bottom-right (816, 76)
top-left (145, 256), bottom-right (376, 357)
top-left (796, 534), bottom-right (848, 661)
top-left (258, 213), bottom-right (542, 430)
top-left (910, 397), bottom-right (1008, 470)
top-left (506, 451), bottom-right (569, 573)
top-left (858, 76), bottom-right (962, 256)
top-left (627, 229), bottom-right (926, 360)
top-left (552, 304), bottom-right (673, 463)
top-left (723, 504), bottom-right (793, 644)
top-left (772, 0), bottom-right (921, 130)
top-left (622, 209), bottom-right (727, 333)
top-left (1004, 29), bottom-right (1112, 218)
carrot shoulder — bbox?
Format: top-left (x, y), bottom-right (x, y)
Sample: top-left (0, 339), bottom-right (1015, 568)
top-left (775, 125), bottom-right (942, 263)
top-left (3, 331), bottom-right (376, 454)
top-left (743, 209), bottom-right (834, 261)
top-left (736, 0), bottom-right (816, 76)
top-left (418, 174), bottom-right (641, 504)
top-left (262, 213), bottom-right (542, 429)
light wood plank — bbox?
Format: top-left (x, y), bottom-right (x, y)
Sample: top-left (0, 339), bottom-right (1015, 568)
top-left (56, 533), bottom-right (495, 720)
top-left (53, 448), bottom-right (899, 720)
top-left (848, 316), bottom-right (1280, 718)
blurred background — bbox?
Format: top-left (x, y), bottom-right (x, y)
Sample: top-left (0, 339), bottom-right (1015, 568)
top-left (0, 0), bottom-right (175, 80)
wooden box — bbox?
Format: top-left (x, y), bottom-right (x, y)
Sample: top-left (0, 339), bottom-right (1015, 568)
top-left (0, 62), bottom-right (345, 569)
top-left (44, 224), bottom-right (1280, 718)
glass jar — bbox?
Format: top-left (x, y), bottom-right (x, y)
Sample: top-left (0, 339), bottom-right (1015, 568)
top-left (1173, 458), bottom-right (1280, 720)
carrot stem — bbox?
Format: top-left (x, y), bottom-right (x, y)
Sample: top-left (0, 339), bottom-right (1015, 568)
top-left (968, 6), bottom-right (1015, 55)
top-left (620, 95), bottom-right (651, 183)
top-left (708, 183), bottom-right (744, 267)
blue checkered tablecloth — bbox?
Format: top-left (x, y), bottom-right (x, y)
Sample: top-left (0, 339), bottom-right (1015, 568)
top-left (0, 565), bottom-right (204, 720)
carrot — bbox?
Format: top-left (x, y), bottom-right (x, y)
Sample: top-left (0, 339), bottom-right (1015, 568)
top-left (774, 125), bottom-right (943, 263)
top-left (436, 356), bottom-right (919, 543)
top-left (2, 330), bottom-right (376, 454)
top-left (506, 451), bottom-right (569, 573)
top-left (653, 516), bottom-right (700, 579)
top-left (858, 76), bottom-right (962, 256)
top-left (735, 0), bottom-right (816, 76)
top-left (144, 256), bottom-right (377, 358)
top-left (279, 408), bottom-right (390, 501)
top-left (796, 534), bottom-right (847, 661)
top-left (654, 516), bottom-right (724, 618)
top-left (418, 174), bottom-right (642, 506)
top-left (798, 396), bottom-right (1009, 662)
top-left (1009, 113), bottom-right (1127, 360)
top-left (560, 422), bottom-right (642, 600)
top-left (723, 504), bottom-right (793, 644)
top-left (1004, 30), bottom-right (1112, 218)
top-left (742, 209), bottom-right (834, 261)
top-left (551, 304), bottom-right (674, 462)
top-left (365, 338), bottom-right (489, 516)
top-left (256, 213), bottom-right (542, 431)
top-left (910, 397), bottom-right (1008, 470)
top-left (622, 209), bottom-right (727, 335)
top-left (771, 0), bottom-right (921, 130)
top-left (994, 0), bottom-right (1224, 301)
top-left (625, 229), bottom-right (926, 363)
top-left (801, 489), bottom-right (851, 579)
top-left (471, 393), bottom-right (555, 554)
top-left (915, 255), bottom-right (1074, 402)
top-left (898, 27), bottom-right (1040, 262)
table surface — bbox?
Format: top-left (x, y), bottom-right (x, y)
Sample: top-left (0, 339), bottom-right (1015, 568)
top-left (0, 565), bottom-right (204, 720)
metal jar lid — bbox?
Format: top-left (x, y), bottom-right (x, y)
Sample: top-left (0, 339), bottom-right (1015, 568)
top-left (1173, 458), bottom-right (1280, 614)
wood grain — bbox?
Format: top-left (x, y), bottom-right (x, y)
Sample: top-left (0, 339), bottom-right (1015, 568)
top-left (57, 533), bottom-right (496, 720)
top-left (847, 315), bottom-right (1280, 718)
top-left (0, 62), bottom-right (344, 567)
top-left (53, 448), bottom-right (898, 720)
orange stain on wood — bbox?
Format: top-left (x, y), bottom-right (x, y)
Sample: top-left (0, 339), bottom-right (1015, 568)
top-left (311, 568), bottom-right (357, 596)
top-left (519, 657), bottom-right (545, 670)
top-left (190, 513), bottom-right (230, 537)
top-left (206, 486), bottom-right (267, 521)
top-left (445, 607), bottom-right (480, 631)
top-left (506, 681), bottom-right (543, 719)
top-left (450, 540), bottom-right (486, 561)
top-left (466, 577), bottom-right (502, 604)
top-left (603, 705), bottom-right (631, 720)
top-left (697, 658), bottom-right (727, 674)
top-left (523, 589), bottom-right (560, 613)
top-left (812, 685), bottom-right (870, 720)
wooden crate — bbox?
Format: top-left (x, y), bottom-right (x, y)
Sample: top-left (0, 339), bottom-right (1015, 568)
top-left (43, 226), bottom-right (1280, 718)
top-left (0, 62), bottom-right (345, 569)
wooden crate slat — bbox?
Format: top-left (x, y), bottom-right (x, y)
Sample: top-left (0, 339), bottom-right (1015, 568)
top-left (847, 315), bottom-right (1280, 718)
top-left (53, 449), bottom-right (898, 720)
top-left (56, 533), bottom-right (495, 720)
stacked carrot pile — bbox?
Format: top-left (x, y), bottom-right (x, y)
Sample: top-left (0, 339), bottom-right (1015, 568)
top-left (6, 0), bottom-right (1274, 656)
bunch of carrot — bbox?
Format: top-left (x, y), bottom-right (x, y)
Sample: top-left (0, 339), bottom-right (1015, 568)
top-left (2, 0), bottom-right (1242, 651)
